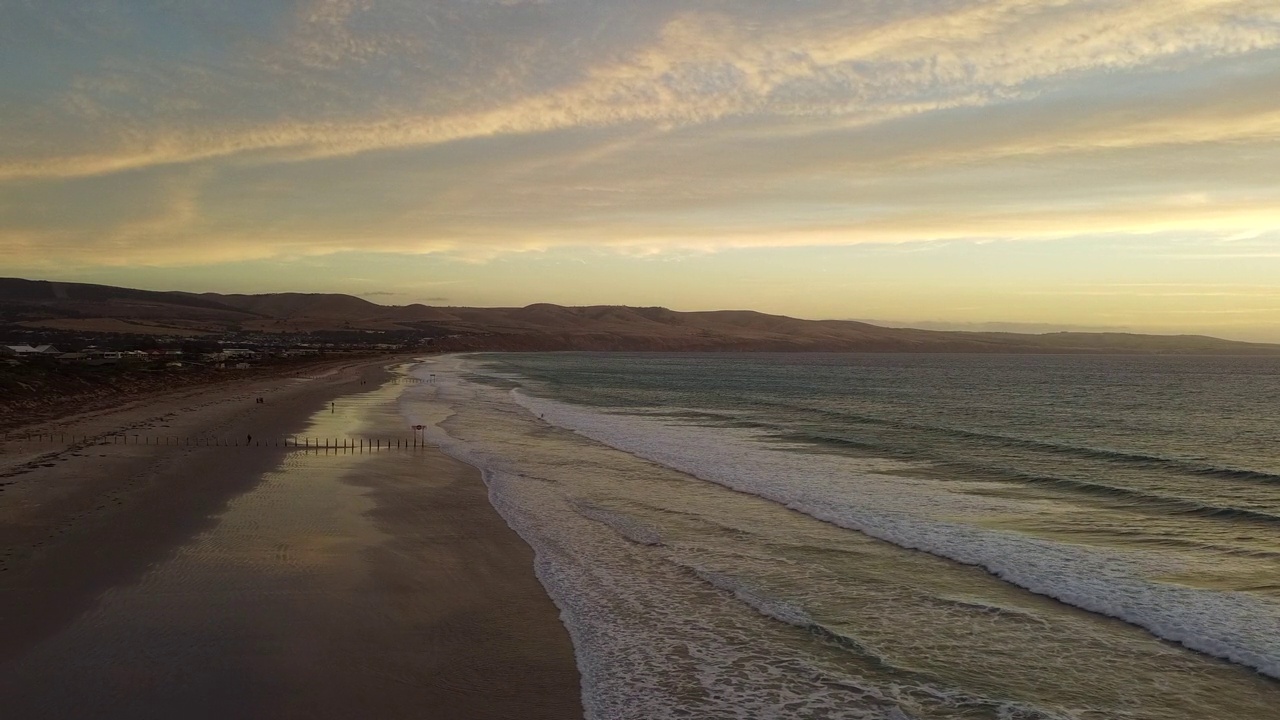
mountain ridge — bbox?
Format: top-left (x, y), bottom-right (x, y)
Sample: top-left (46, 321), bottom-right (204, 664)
top-left (2, 277), bottom-right (1277, 354)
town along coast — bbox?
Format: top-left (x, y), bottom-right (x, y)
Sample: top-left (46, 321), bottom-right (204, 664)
top-left (0, 347), bottom-right (393, 435)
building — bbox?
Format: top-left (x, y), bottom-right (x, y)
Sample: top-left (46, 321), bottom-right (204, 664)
top-left (3, 344), bottom-right (62, 357)
top-left (2, 345), bottom-right (39, 356)
top-left (81, 349), bottom-right (123, 365)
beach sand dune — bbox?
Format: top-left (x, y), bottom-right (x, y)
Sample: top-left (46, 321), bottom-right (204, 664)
top-left (0, 360), bottom-right (582, 719)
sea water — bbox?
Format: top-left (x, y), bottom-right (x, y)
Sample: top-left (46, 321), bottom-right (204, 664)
top-left (399, 352), bottom-right (1280, 719)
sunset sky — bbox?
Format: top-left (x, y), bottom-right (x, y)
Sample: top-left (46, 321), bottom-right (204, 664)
top-left (2, 1), bottom-right (1279, 340)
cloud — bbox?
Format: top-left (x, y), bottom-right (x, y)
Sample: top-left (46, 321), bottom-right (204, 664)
top-left (2, 0), bottom-right (1280, 272)
top-left (3, 0), bottom-right (1278, 181)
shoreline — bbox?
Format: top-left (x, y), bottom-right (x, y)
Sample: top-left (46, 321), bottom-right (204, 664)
top-left (0, 358), bottom-right (396, 657)
top-left (0, 357), bottom-right (582, 718)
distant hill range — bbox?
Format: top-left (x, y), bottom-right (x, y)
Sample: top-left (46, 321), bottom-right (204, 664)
top-left (2, 277), bottom-right (1278, 354)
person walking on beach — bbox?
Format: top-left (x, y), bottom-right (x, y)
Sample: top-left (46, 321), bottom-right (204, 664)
top-left (246, 434), bottom-right (252, 446)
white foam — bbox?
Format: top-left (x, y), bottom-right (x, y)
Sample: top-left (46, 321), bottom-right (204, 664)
top-left (510, 387), bottom-right (1280, 680)
top-left (574, 501), bottom-right (664, 546)
top-left (693, 568), bottom-right (815, 628)
top-left (397, 357), bottom-right (981, 719)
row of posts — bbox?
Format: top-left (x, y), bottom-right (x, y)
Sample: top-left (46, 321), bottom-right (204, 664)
top-left (0, 432), bottom-right (427, 450)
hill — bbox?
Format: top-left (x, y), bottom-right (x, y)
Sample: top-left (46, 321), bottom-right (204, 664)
top-left (0, 278), bottom-right (258, 335)
top-left (2, 277), bottom-right (1278, 355)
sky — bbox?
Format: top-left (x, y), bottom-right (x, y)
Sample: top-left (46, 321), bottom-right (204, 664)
top-left (2, 0), bottom-right (1280, 341)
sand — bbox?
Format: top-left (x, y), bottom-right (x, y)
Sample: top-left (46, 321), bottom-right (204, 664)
top-left (0, 359), bottom-right (583, 719)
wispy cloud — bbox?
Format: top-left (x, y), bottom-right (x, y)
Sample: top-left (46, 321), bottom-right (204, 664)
top-left (4, 1), bottom-right (1279, 181)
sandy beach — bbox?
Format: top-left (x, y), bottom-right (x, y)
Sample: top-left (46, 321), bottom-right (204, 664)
top-left (0, 359), bottom-right (582, 719)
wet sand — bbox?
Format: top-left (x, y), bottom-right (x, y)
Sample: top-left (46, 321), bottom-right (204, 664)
top-left (0, 361), bottom-right (583, 719)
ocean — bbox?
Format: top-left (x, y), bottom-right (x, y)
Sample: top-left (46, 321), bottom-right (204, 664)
top-left (400, 352), bottom-right (1280, 719)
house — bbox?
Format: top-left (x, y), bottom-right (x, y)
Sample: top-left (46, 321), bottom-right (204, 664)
top-left (3, 345), bottom-right (39, 356)
top-left (4, 344), bottom-right (62, 356)
top-left (222, 348), bottom-right (259, 359)
top-left (56, 352), bottom-right (89, 363)
top-left (233, 362), bottom-right (252, 370)
top-left (81, 349), bottom-right (122, 365)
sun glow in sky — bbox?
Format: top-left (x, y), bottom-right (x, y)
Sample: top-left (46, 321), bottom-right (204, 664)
top-left (2, 1), bottom-right (1280, 340)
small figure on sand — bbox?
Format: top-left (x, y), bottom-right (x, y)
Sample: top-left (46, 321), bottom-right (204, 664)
top-left (246, 434), bottom-right (252, 446)
top-left (331, 402), bottom-right (335, 413)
